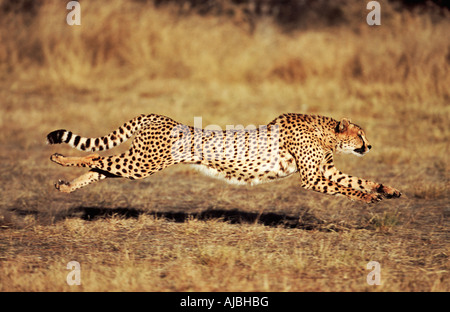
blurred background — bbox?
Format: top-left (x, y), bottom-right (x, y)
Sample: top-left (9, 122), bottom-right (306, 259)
top-left (1, 0), bottom-right (449, 108)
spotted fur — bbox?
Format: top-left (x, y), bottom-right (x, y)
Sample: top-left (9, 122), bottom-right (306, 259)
top-left (47, 113), bottom-right (401, 203)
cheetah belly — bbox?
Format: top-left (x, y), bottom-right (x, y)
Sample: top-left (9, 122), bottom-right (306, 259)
top-left (191, 164), bottom-right (248, 185)
top-left (191, 152), bottom-right (297, 186)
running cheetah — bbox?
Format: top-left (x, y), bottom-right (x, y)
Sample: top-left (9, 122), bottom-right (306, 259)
top-left (47, 113), bottom-right (401, 203)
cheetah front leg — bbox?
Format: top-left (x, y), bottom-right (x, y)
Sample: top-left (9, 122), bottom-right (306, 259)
top-left (301, 173), bottom-right (383, 203)
top-left (294, 148), bottom-right (382, 203)
top-left (321, 153), bottom-right (401, 199)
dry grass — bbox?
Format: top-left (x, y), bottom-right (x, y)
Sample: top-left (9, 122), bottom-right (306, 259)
top-left (1, 214), bottom-right (447, 292)
top-left (0, 0), bottom-right (448, 292)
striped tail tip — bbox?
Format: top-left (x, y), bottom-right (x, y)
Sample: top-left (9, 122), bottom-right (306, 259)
top-left (46, 129), bottom-right (67, 145)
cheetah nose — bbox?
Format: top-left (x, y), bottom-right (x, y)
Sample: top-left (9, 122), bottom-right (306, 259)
top-left (368, 145), bottom-right (372, 150)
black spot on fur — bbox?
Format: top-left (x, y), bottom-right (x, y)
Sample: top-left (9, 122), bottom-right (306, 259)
top-left (376, 184), bottom-right (384, 193)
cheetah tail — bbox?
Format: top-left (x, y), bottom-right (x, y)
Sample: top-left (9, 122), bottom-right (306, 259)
top-left (46, 114), bottom-right (154, 152)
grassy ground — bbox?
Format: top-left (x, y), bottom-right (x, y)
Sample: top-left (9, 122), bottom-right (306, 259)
top-left (0, 0), bottom-right (448, 291)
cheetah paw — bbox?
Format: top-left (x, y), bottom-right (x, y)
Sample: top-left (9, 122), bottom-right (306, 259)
top-left (55, 180), bottom-right (71, 193)
top-left (50, 153), bottom-right (65, 164)
top-left (377, 184), bottom-right (402, 199)
top-left (362, 193), bottom-right (383, 204)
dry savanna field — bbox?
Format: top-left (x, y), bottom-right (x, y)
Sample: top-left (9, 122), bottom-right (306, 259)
top-left (0, 0), bottom-right (449, 292)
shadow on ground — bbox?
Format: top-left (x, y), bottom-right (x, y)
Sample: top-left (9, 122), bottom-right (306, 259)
top-left (67, 206), bottom-right (345, 231)
top-left (8, 206), bottom-right (357, 232)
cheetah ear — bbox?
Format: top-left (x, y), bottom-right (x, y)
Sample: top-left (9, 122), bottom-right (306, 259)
top-left (337, 118), bottom-right (351, 132)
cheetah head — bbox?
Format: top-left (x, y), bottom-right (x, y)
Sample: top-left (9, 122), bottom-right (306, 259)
top-left (335, 118), bottom-right (372, 157)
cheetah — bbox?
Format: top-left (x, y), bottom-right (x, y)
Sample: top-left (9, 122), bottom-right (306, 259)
top-left (46, 113), bottom-right (401, 203)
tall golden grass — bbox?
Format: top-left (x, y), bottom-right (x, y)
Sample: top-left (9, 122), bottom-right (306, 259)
top-left (1, 0), bottom-right (449, 100)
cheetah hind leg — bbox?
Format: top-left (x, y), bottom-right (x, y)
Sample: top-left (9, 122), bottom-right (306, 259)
top-left (55, 169), bottom-right (117, 193)
top-left (50, 153), bottom-right (101, 167)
